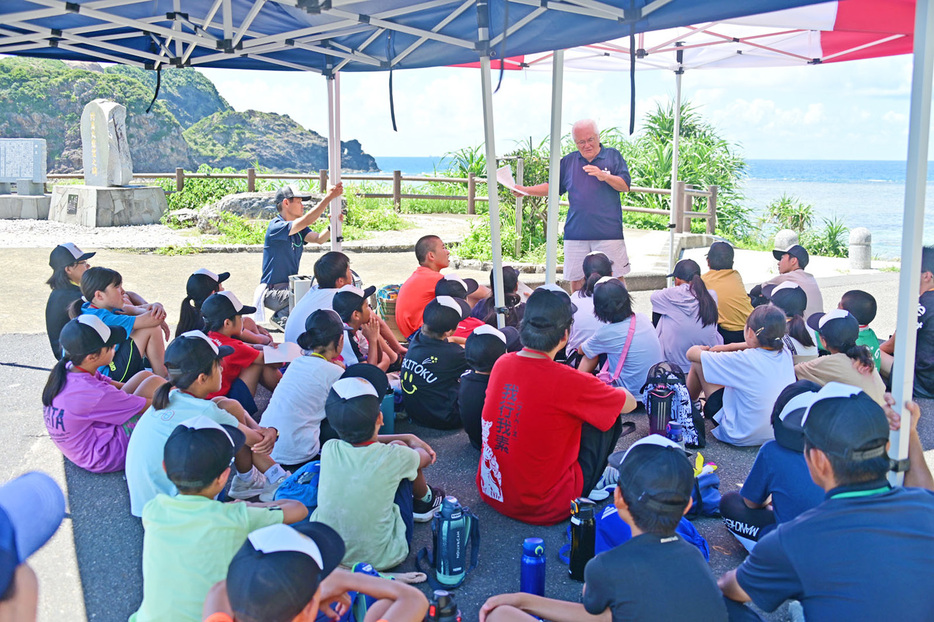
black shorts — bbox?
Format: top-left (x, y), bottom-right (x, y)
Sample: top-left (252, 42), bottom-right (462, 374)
top-left (703, 387), bottom-right (725, 419)
top-left (104, 339), bottom-right (145, 383)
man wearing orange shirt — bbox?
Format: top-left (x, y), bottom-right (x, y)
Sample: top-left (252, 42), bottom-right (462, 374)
top-left (395, 235), bottom-right (450, 339)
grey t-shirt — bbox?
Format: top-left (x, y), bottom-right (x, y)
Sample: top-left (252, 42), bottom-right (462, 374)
top-left (581, 313), bottom-right (663, 399)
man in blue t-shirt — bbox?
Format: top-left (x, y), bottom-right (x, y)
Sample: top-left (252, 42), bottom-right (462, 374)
top-left (719, 382), bottom-right (934, 621)
top-left (514, 119), bottom-right (631, 291)
top-left (260, 183), bottom-right (343, 325)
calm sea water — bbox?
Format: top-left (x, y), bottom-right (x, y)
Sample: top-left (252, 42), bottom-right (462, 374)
top-left (373, 156), bottom-right (934, 259)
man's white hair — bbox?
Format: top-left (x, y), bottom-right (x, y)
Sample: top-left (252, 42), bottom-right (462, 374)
top-left (571, 119), bottom-right (599, 138)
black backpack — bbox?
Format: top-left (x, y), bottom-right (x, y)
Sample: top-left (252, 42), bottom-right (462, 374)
top-left (640, 362), bottom-right (705, 448)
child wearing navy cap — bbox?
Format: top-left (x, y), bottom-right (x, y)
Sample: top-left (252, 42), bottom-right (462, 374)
top-left (132, 416), bottom-right (306, 622)
top-left (460, 324), bottom-right (510, 450)
top-left (177, 269), bottom-right (272, 345)
top-left (41, 315), bottom-right (166, 473)
top-left (45, 242), bottom-right (95, 359)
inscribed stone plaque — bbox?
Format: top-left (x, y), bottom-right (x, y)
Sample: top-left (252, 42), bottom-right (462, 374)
top-left (81, 99), bottom-right (133, 186)
top-left (0, 139), bottom-right (47, 183)
top-left (66, 194), bottom-right (78, 214)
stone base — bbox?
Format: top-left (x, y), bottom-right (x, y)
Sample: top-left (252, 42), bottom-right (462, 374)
top-left (0, 194), bottom-right (51, 219)
top-left (49, 185), bottom-right (167, 227)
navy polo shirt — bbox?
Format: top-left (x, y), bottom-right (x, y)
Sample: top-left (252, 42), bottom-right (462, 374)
top-left (261, 216), bottom-right (311, 286)
top-left (558, 145), bottom-right (631, 241)
top-left (736, 480), bottom-right (934, 620)
top-left (740, 441), bottom-right (824, 523)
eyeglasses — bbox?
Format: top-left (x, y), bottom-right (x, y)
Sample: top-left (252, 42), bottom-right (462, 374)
top-left (74, 260), bottom-right (89, 266)
top-left (575, 136), bottom-right (598, 148)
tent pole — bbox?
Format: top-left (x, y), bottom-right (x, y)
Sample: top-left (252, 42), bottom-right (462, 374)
top-left (890, 0), bottom-right (934, 486)
top-left (327, 72), bottom-right (342, 251)
top-left (480, 55), bottom-right (506, 328)
top-left (669, 67), bottom-right (683, 285)
top-left (546, 50), bottom-right (564, 285)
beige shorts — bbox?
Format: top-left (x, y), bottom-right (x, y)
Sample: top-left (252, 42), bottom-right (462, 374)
top-left (563, 239), bottom-right (631, 281)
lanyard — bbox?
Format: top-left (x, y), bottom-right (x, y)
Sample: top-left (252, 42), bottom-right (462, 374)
top-left (829, 486), bottom-right (890, 500)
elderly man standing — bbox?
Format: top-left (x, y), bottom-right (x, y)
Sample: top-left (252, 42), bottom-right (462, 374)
top-left (514, 119), bottom-right (631, 291)
top-left (258, 183), bottom-right (343, 326)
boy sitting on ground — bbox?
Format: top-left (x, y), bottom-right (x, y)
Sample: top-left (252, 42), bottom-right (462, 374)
top-left (333, 284), bottom-right (396, 370)
top-left (435, 274), bottom-right (486, 341)
top-left (131, 416), bottom-right (307, 622)
top-left (400, 297), bottom-right (470, 429)
top-left (460, 325), bottom-right (509, 450)
top-left (202, 522), bottom-right (429, 622)
top-left (311, 374), bottom-right (443, 570)
top-left (480, 436), bottom-right (727, 621)
top-left (838, 289), bottom-right (882, 370)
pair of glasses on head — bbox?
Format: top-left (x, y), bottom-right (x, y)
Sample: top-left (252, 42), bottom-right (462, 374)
top-left (575, 136), bottom-right (599, 148)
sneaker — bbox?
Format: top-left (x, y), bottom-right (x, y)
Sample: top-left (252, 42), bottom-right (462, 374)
top-left (413, 485), bottom-right (445, 523)
top-left (587, 465), bottom-right (619, 502)
top-left (259, 471), bottom-right (291, 503)
top-left (228, 467), bottom-right (267, 500)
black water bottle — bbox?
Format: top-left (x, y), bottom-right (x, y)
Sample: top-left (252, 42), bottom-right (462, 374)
top-left (568, 497), bottom-right (596, 581)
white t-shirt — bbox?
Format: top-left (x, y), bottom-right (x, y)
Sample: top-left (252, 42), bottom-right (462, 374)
top-left (581, 313), bottom-right (663, 400)
top-left (264, 355), bottom-right (344, 465)
top-left (567, 291), bottom-right (601, 353)
top-left (783, 334), bottom-right (819, 365)
top-left (700, 347), bottom-right (795, 447)
top-left (284, 287), bottom-right (337, 344)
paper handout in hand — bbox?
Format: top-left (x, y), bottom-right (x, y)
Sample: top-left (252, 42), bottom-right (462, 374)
top-left (495, 165), bottom-right (529, 195)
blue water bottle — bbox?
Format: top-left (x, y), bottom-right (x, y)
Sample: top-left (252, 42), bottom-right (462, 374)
top-left (520, 537), bottom-right (546, 596)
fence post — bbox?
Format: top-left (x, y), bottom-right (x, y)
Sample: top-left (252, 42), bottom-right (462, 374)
top-left (247, 167), bottom-right (256, 193)
top-left (682, 188), bottom-right (693, 233)
top-left (672, 180), bottom-right (685, 233)
top-left (175, 167), bottom-right (184, 192)
top-left (318, 169), bottom-right (328, 193)
top-left (706, 185), bottom-right (718, 235)
top-left (515, 158), bottom-right (524, 258)
top-left (467, 172), bottom-right (476, 215)
top-left (393, 170), bottom-right (402, 212)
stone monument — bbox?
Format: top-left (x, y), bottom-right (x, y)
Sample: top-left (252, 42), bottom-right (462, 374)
top-left (49, 99), bottom-right (167, 226)
top-left (0, 138), bottom-right (51, 219)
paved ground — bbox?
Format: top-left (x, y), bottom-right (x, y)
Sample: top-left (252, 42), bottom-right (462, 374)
top-left (1, 238), bottom-right (923, 622)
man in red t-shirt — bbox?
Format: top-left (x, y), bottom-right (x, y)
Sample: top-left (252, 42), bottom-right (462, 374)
top-left (477, 286), bottom-right (637, 525)
top-left (395, 235), bottom-right (450, 339)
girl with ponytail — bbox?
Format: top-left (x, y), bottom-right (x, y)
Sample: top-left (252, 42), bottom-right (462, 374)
top-left (261, 309), bottom-right (347, 472)
top-left (650, 259), bottom-right (723, 371)
top-left (567, 252), bottom-right (614, 355)
top-left (42, 315), bottom-right (165, 473)
top-left (176, 268), bottom-right (272, 344)
top-left (795, 309), bottom-right (886, 405)
top-left (762, 282), bottom-right (818, 364)
top-left (125, 330), bottom-right (289, 517)
top-left (687, 304), bottom-right (796, 447)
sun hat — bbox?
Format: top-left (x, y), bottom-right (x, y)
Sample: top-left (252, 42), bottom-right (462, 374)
top-left (341, 363), bottom-right (391, 396)
top-left (201, 291), bottom-right (258, 324)
top-left (466, 325), bottom-right (508, 372)
top-left (332, 284), bottom-right (377, 321)
top-left (770, 380), bottom-right (822, 452)
top-left (706, 241), bottom-right (734, 266)
top-left (436, 274), bottom-right (480, 298)
top-left (806, 309), bottom-right (859, 347)
top-left (325, 377), bottom-right (382, 443)
top-left (772, 244), bottom-right (810, 268)
top-left (59, 315), bottom-right (127, 356)
top-left (163, 415), bottom-right (246, 490)
top-left (423, 296), bottom-right (465, 333)
top-left (614, 436), bottom-right (693, 514)
top-left (801, 382), bottom-right (889, 461)
top-left (527, 286), bottom-right (578, 328)
top-left (667, 259), bottom-right (702, 281)
top-left (186, 269), bottom-right (230, 303)
top-left (49, 243), bottom-right (95, 270)
top-left (763, 281), bottom-right (808, 317)
top-left (274, 184), bottom-right (312, 205)
top-left (165, 330), bottom-right (235, 374)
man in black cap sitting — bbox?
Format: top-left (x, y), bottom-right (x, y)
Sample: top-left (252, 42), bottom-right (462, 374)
top-left (259, 183), bottom-right (344, 327)
top-left (719, 382), bottom-right (934, 620)
top-left (749, 243), bottom-right (823, 321)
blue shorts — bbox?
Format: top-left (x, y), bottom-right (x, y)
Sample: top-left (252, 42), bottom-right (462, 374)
top-left (226, 377), bottom-right (258, 415)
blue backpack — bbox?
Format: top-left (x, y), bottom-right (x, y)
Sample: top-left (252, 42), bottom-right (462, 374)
top-left (273, 461), bottom-right (321, 510)
top-left (595, 505), bottom-right (710, 561)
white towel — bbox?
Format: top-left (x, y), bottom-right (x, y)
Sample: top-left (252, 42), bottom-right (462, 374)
top-left (252, 283), bottom-right (268, 323)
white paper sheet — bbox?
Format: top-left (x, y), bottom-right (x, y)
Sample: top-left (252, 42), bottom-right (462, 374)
top-left (263, 342), bottom-right (304, 365)
top-left (495, 164), bottom-right (529, 195)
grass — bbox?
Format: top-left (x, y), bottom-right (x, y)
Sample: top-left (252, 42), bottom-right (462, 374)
top-left (880, 265), bottom-right (901, 272)
top-left (154, 244), bottom-right (200, 255)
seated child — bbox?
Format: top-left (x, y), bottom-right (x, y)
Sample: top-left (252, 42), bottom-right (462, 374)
top-left (471, 266), bottom-right (525, 329)
top-left (202, 523), bottom-right (429, 622)
top-left (796, 310), bottom-right (886, 405)
top-left (311, 374), bottom-right (443, 570)
top-left (177, 269), bottom-right (272, 344)
top-left (763, 282), bottom-right (818, 364)
top-left (45, 242), bottom-right (94, 359)
top-left (70, 267), bottom-right (169, 378)
top-left (436, 274), bottom-right (486, 340)
top-left (125, 331), bottom-right (288, 517)
top-left (567, 251), bottom-right (614, 357)
top-left (42, 315), bottom-right (166, 473)
top-left (719, 381), bottom-right (826, 552)
top-left (839, 289), bottom-right (882, 370)
top-left (263, 309), bottom-right (346, 472)
top-left (460, 325), bottom-right (509, 450)
top-left (131, 417), bottom-right (306, 622)
top-left (400, 297), bottom-right (470, 429)
top-left (480, 436), bottom-right (727, 622)
top-left (333, 284), bottom-right (397, 370)
top-left (202, 291), bottom-right (282, 414)
top-left (687, 305), bottom-right (796, 447)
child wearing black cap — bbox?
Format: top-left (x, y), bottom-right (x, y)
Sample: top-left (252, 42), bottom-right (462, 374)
top-left (41, 315), bottom-right (166, 473)
top-left (132, 417), bottom-right (307, 622)
top-left (763, 281), bottom-right (817, 364)
top-left (311, 375), bottom-right (443, 570)
top-left (177, 269), bottom-right (272, 345)
top-left (45, 242), bottom-right (95, 359)
top-left (460, 325), bottom-right (509, 450)
top-left (480, 436), bottom-right (727, 621)
top-left (400, 296), bottom-right (470, 429)
top-left (202, 291), bottom-right (282, 414)
top-left (202, 522), bottom-right (429, 622)
top-left (435, 274), bottom-right (486, 340)
top-left (125, 331), bottom-right (286, 517)
top-left (332, 284), bottom-right (398, 371)
top-left (470, 266), bottom-right (525, 329)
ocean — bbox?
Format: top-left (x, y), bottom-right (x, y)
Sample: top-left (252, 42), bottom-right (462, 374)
top-left (373, 156), bottom-right (934, 259)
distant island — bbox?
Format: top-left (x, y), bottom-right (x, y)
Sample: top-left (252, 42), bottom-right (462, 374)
top-left (0, 58), bottom-right (378, 174)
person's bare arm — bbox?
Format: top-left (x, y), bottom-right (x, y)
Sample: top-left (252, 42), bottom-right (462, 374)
top-left (291, 183), bottom-right (343, 236)
top-left (513, 182), bottom-right (549, 197)
top-left (578, 353), bottom-right (599, 374)
top-left (710, 342), bottom-right (748, 353)
top-left (582, 165), bottom-right (629, 192)
top-left (202, 580), bottom-right (233, 620)
top-left (743, 495), bottom-right (771, 510)
top-left (129, 309), bottom-right (166, 329)
top-left (883, 394), bottom-right (934, 491)
top-left (686, 345), bottom-right (711, 363)
top-left (318, 568), bottom-right (428, 622)
top-left (245, 499), bottom-right (308, 523)
top-left (480, 592), bottom-right (610, 622)
top-left (718, 569), bottom-right (753, 603)
top-left (880, 334), bottom-right (895, 356)
top-left (619, 389), bottom-right (637, 414)
top-left (378, 434), bottom-right (436, 465)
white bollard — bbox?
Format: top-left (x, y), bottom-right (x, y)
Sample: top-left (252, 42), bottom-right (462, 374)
top-left (774, 229), bottom-right (799, 250)
top-left (849, 227), bottom-right (872, 270)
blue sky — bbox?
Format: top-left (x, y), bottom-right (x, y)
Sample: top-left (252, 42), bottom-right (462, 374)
top-left (200, 53), bottom-right (915, 161)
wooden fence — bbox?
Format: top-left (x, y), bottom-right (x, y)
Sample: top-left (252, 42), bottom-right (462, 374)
top-left (47, 165), bottom-right (718, 240)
